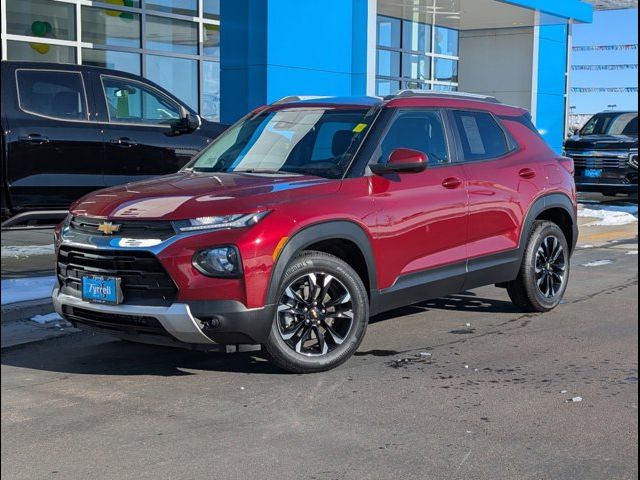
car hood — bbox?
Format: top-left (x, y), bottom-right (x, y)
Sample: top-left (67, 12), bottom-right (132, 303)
top-left (565, 134), bottom-right (638, 151)
top-left (71, 171), bottom-right (340, 220)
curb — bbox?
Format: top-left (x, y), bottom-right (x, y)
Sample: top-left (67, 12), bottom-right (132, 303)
top-left (1, 298), bottom-right (54, 323)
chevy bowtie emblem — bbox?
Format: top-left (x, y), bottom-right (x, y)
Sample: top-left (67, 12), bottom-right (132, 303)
top-left (97, 221), bottom-right (121, 235)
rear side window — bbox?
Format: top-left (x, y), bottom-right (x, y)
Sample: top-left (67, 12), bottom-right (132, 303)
top-left (452, 110), bottom-right (510, 161)
top-left (101, 76), bottom-right (181, 125)
top-left (16, 70), bottom-right (88, 121)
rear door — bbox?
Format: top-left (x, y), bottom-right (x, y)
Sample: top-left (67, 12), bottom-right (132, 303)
top-left (369, 108), bottom-right (468, 294)
top-left (450, 109), bottom-right (538, 263)
top-left (4, 67), bottom-right (104, 211)
top-left (91, 73), bottom-right (208, 187)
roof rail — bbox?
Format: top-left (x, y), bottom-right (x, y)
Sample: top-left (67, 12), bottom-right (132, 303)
top-left (272, 95), bottom-right (332, 105)
top-left (385, 90), bottom-right (502, 104)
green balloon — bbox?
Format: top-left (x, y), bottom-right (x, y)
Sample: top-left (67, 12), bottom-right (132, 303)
top-left (31, 21), bottom-right (46, 37)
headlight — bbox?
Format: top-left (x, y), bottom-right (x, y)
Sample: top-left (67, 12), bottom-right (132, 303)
top-left (173, 211), bottom-right (270, 233)
top-left (193, 246), bottom-right (242, 277)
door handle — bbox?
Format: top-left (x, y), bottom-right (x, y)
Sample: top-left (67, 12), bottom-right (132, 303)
top-left (519, 168), bottom-right (536, 179)
top-left (19, 134), bottom-right (50, 145)
top-left (110, 137), bottom-right (138, 148)
top-left (442, 177), bottom-right (463, 189)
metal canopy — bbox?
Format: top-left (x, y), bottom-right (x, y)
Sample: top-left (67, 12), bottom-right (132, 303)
top-left (583, 0), bottom-right (638, 10)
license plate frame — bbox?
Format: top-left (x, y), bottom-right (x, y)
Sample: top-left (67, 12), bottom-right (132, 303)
top-left (584, 168), bottom-right (603, 178)
top-left (81, 274), bottom-right (123, 305)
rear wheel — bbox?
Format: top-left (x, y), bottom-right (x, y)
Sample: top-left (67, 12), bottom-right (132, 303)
top-left (507, 221), bottom-right (570, 312)
top-left (264, 251), bottom-right (369, 373)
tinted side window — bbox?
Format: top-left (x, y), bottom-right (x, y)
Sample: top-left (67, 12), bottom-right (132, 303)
top-left (16, 70), bottom-right (88, 121)
top-left (379, 110), bottom-right (450, 166)
top-left (101, 76), bottom-right (181, 125)
top-left (453, 110), bottom-right (510, 161)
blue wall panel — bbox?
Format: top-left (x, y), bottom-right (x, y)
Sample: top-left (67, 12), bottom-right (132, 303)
top-left (536, 24), bottom-right (569, 153)
top-left (221, 0), bottom-right (368, 124)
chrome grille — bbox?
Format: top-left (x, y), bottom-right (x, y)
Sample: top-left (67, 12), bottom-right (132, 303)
top-left (566, 151), bottom-right (629, 170)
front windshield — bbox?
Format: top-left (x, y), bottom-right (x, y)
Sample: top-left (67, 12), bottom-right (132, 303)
top-left (188, 107), bottom-right (373, 179)
top-left (580, 112), bottom-right (638, 136)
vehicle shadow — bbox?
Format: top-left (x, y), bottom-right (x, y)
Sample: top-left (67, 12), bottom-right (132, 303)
top-left (1, 334), bottom-right (283, 377)
top-left (369, 291), bottom-right (520, 324)
top-left (2, 291), bottom-right (519, 377)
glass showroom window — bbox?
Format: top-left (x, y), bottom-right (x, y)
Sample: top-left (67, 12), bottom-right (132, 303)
top-left (376, 15), bottom-right (459, 96)
top-left (1, 0), bottom-right (222, 122)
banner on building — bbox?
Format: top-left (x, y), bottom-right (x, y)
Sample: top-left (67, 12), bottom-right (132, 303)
top-left (573, 44), bottom-right (638, 52)
top-left (572, 64), bottom-right (638, 71)
top-left (571, 87), bottom-right (639, 93)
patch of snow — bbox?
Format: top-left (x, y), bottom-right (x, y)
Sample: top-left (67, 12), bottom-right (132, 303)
top-left (627, 250), bottom-right (639, 255)
top-left (578, 244), bottom-right (595, 249)
top-left (419, 352), bottom-right (432, 358)
top-left (581, 260), bottom-right (614, 268)
top-left (579, 204), bottom-right (638, 227)
top-left (30, 312), bottom-right (62, 324)
top-left (1, 276), bottom-right (56, 305)
top-left (566, 396), bottom-right (583, 403)
top-left (1, 244), bottom-right (55, 258)
top-left (560, 390), bottom-right (568, 394)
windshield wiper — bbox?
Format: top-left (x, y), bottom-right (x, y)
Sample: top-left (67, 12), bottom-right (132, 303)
top-left (233, 169), bottom-right (303, 176)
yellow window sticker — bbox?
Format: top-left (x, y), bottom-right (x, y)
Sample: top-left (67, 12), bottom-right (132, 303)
top-left (352, 123), bottom-right (368, 133)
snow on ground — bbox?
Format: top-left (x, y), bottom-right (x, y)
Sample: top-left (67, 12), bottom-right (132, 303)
top-left (1, 276), bottom-right (56, 305)
top-left (1, 245), bottom-right (56, 258)
top-left (627, 250), bottom-right (639, 255)
top-left (1, 245), bottom-right (55, 258)
top-left (578, 203), bottom-right (638, 227)
top-left (30, 312), bottom-right (62, 324)
top-left (581, 260), bottom-right (614, 268)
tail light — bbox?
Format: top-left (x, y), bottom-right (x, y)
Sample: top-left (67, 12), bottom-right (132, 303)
top-left (557, 156), bottom-right (575, 175)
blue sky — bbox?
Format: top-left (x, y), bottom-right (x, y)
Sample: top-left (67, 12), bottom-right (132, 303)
top-left (570, 8), bottom-right (638, 114)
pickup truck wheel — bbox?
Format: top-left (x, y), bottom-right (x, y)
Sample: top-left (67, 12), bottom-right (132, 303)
top-left (507, 221), bottom-right (570, 313)
top-left (265, 251), bottom-right (369, 373)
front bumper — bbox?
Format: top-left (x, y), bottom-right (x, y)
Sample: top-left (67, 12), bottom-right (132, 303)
top-left (53, 288), bottom-right (275, 346)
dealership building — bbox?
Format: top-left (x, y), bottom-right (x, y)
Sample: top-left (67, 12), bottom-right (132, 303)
top-left (0, 1), bottom-right (634, 151)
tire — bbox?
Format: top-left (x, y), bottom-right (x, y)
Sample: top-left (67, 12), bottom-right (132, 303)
top-left (507, 221), bottom-right (571, 313)
top-left (264, 251), bottom-right (369, 373)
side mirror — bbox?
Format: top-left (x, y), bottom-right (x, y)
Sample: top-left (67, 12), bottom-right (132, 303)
top-left (370, 148), bottom-right (429, 175)
top-left (171, 113), bottom-right (201, 135)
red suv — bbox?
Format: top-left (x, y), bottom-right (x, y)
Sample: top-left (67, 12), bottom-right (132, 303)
top-left (53, 91), bottom-right (578, 373)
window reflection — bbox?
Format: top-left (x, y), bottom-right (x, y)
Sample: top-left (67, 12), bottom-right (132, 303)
top-left (204, 0), bottom-right (221, 20)
top-left (146, 0), bottom-right (197, 16)
top-left (377, 50), bottom-right (400, 78)
top-left (203, 24), bottom-right (220, 58)
top-left (435, 27), bottom-right (459, 56)
top-left (7, 40), bottom-right (75, 64)
top-left (146, 55), bottom-right (198, 111)
top-left (146, 16), bottom-right (197, 55)
top-left (82, 7), bottom-right (140, 48)
top-left (83, 50), bottom-right (141, 76)
top-left (403, 21), bottom-right (431, 54)
top-left (434, 58), bottom-right (459, 83)
top-left (202, 61), bottom-right (221, 121)
top-left (6, 0), bottom-right (75, 40)
top-left (377, 16), bottom-right (401, 48)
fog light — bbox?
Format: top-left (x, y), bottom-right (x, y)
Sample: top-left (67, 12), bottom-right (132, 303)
top-left (193, 246), bottom-right (242, 277)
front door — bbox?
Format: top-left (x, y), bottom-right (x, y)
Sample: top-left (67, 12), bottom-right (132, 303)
top-left (4, 68), bottom-right (104, 211)
top-left (92, 74), bottom-right (207, 187)
top-left (369, 108), bottom-right (468, 299)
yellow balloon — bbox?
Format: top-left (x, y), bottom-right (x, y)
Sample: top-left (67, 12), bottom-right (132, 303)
top-left (104, 0), bottom-right (125, 16)
top-left (30, 43), bottom-right (50, 55)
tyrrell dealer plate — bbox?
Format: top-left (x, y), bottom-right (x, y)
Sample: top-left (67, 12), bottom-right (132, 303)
top-left (81, 275), bottom-right (123, 304)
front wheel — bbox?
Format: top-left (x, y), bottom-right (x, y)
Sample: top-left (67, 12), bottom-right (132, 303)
top-left (507, 221), bottom-right (571, 313)
top-left (264, 251), bottom-right (369, 373)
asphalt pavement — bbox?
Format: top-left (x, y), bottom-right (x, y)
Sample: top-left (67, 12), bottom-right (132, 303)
top-left (1, 235), bottom-right (637, 479)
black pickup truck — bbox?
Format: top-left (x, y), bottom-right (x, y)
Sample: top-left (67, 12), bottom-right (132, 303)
top-left (565, 111), bottom-right (638, 196)
top-left (1, 61), bottom-right (227, 227)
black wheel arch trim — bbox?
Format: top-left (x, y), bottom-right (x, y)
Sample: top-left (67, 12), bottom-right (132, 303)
top-left (265, 220), bottom-right (379, 306)
top-left (520, 193), bottom-right (578, 254)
